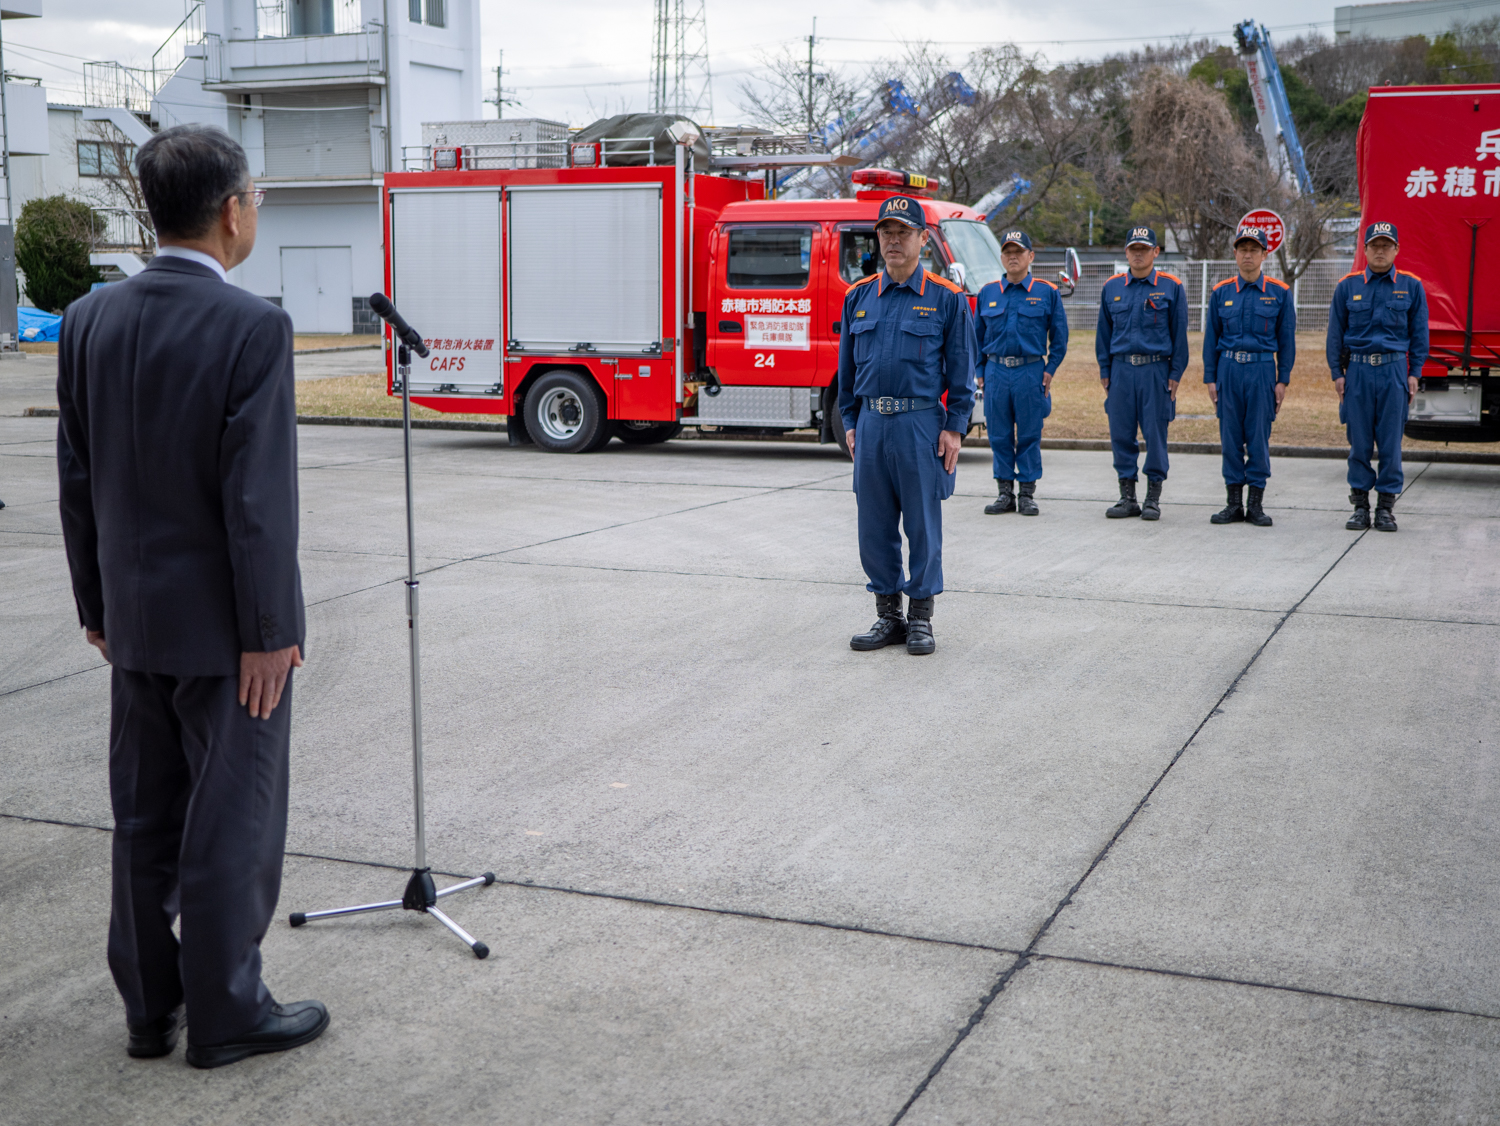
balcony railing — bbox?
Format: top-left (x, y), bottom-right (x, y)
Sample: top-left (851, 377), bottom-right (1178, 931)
top-left (151, 2), bottom-right (205, 93)
top-left (92, 208), bottom-right (156, 254)
top-left (257, 0), bottom-right (366, 38)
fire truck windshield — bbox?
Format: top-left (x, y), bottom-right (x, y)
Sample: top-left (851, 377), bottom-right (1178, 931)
top-left (939, 220), bottom-right (1006, 293)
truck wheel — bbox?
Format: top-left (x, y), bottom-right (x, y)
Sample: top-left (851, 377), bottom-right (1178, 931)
top-left (614, 421), bottom-right (683, 445)
top-left (528, 370), bottom-right (609, 453)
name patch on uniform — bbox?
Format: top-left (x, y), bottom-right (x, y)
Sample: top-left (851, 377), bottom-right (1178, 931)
top-left (912, 306), bottom-right (937, 312)
top-left (1352, 295), bottom-right (1362, 301)
top-left (988, 301), bottom-right (997, 307)
top-left (855, 310), bottom-right (866, 317)
top-left (1225, 300), bottom-right (1234, 305)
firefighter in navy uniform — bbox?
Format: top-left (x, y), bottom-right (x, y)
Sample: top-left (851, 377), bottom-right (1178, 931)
top-left (1326, 222), bottom-right (1430, 532)
top-left (975, 229), bottom-right (1068, 516)
top-left (1203, 225), bottom-right (1295, 526)
top-left (1094, 226), bottom-right (1190, 520)
top-left (839, 195), bottom-right (976, 655)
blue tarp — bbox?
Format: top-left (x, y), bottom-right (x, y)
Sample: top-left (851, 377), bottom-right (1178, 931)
top-left (19, 306), bottom-right (62, 343)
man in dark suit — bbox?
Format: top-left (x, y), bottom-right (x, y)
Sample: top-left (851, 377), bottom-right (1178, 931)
top-left (57, 124), bottom-right (328, 1069)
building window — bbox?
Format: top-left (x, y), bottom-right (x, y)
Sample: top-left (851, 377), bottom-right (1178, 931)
top-left (425, 0), bottom-right (445, 26)
top-left (78, 140), bottom-right (135, 178)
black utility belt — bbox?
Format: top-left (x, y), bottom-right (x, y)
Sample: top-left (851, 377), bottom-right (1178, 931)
top-left (1349, 352), bottom-right (1405, 366)
top-left (1124, 353), bottom-right (1167, 366)
top-left (987, 354), bottom-right (1044, 367)
top-left (866, 396), bottom-right (939, 415)
top-left (1220, 350), bottom-right (1276, 363)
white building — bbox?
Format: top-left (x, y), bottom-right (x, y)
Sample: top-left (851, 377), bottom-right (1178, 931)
top-left (1334, 0), bottom-right (1500, 40)
top-left (21, 0), bottom-right (482, 332)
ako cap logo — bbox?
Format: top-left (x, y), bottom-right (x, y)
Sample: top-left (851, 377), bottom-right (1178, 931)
top-left (1125, 226), bottom-right (1158, 248)
top-left (1000, 230), bottom-right (1032, 250)
top-left (1234, 226), bottom-right (1269, 250)
top-left (1364, 221), bottom-right (1399, 245)
top-left (876, 195), bottom-right (928, 231)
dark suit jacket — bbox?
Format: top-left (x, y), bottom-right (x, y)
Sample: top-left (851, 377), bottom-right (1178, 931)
top-left (57, 256), bottom-right (304, 677)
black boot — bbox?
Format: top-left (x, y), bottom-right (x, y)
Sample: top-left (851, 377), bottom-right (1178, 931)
top-left (1346, 489), bottom-right (1371, 530)
top-left (1106, 478), bottom-right (1140, 519)
top-left (1211, 484), bottom-right (1245, 524)
top-left (1016, 481), bottom-right (1039, 516)
top-left (1373, 491), bottom-right (1398, 532)
top-left (850, 593), bottom-right (906, 651)
top-left (984, 479), bottom-right (1016, 515)
top-left (1245, 485), bottom-right (1273, 527)
top-left (1140, 479), bottom-right (1163, 521)
top-left (905, 597), bottom-right (935, 655)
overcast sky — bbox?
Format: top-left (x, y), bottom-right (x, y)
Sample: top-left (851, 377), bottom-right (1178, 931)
top-left (8, 1), bottom-right (1342, 125)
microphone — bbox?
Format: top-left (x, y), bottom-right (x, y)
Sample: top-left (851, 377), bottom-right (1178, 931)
top-left (369, 292), bottom-right (429, 357)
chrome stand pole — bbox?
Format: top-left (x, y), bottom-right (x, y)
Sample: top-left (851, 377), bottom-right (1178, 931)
top-left (290, 333), bottom-right (494, 959)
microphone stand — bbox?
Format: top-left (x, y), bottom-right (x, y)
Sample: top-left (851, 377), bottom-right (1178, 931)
top-left (289, 311), bottom-right (494, 958)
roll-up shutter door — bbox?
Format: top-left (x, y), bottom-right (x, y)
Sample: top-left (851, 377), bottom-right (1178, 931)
top-left (507, 184), bottom-right (661, 353)
top-left (263, 88), bottom-right (372, 178)
top-left (390, 189), bottom-right (503, 395)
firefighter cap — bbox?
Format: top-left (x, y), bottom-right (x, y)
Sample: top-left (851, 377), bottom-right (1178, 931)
top-left (1364, 221), bottom-right (1399, 245)
top-left (1124, 226), bottom-right (1158, 248)
top-left (875, 195), bottom-right (928, 231)
top-left (1234, 226), bottom-right (1269, 250)
top-left (999, 230), bottom-right (1033, 250)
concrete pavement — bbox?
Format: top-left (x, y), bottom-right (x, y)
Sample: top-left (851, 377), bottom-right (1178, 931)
top-left (2, 409), bottom-right (1498, 1124)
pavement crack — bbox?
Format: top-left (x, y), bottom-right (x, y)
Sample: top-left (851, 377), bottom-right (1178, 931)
top-left (0, 662), bottom-right (109, 699)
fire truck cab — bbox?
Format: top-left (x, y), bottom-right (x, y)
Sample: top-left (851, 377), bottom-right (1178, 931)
top-left (382, 137), bottom-right (1010, 453)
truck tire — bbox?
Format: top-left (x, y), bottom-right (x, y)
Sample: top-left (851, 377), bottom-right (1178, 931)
top-left (527, 370), bottom-right (610, 453)
top-left (614, 421), bottom-right (683, 445)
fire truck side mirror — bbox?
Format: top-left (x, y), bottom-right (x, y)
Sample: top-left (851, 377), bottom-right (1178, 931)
top-left (946, 262), bottom-right (967, 290)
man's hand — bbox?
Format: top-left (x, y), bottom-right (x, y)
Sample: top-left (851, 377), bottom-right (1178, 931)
top-left (939, 429), bottom-right (962, 473)
top-left (1042, 371), bottom-right (1054, 393)
top-left (1168, 379), bottom-right (1180, 401)
top-left (1408, 375), bottom-right (1419, 404)
top-left (1334, 376), bottom-right (1346, 402)
top-left (1100, 376), bottom-right (1110, 392)
top-left (975, 375), bottom-right (984, 391)
top-left (845, 428), bottom-right (856, 459)
top-left (1274, 382), bottom-right (1288, 410)
top-left (239, 644), bottom-right (303, 720)
top-left (85, 629), bottom-right (109, 663)
top-left (1206, 382), bottom-right (1218, 406)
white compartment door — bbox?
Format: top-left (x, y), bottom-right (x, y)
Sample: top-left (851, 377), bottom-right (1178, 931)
top-left (281, 246), bottom-right (352, 333)
top-left (390, 189), bottom-right (503, 395)
top-left (507, 183), bottom-right (661, 354)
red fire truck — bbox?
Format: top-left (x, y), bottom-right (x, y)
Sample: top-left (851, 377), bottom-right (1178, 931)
top-left (381, 131), bottom-right (1016, 453)
top-left (1354, 83), bottom-right (1499, 441)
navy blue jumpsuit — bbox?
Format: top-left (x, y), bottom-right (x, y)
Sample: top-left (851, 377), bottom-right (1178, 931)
top-left (975, 274), bottom-right (1068, 483)
top-left (1203, 272), bottom-right (1296, 489)
top-left (1094, 268), bottom-right (1190, 483)
top-left (838, 268), bottom-right (976, 601)
top-left (1326, 267), bottom-right (1430, 495)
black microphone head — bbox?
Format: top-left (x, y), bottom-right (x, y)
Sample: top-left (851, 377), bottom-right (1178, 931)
top-left (369, 292), bottom-right (394, 317)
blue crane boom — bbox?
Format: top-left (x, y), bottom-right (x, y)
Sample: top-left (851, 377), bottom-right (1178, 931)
top-left (1233, 20), bottom-right (1315, 196)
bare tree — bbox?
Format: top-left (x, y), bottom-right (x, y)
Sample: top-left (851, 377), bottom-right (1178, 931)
top-left (78, 119), bottom-right (153, 250)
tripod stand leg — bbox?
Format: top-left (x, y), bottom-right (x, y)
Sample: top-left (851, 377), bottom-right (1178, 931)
top-left (428, 905), bottom-right (490, 959)
top-left (290, 898), bottom-right (403, 927)
top-left (436, 872), bottom-right (496, 899)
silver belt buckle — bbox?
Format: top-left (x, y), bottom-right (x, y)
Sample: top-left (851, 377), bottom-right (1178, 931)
top-left (1234, 351), bottom-right (1250, 363)
top-left (1004, 356), bottom-right (1022, 368)
top-left (1129, 354), bottom-right (1144, 366)
top-left (1368, 353), bottom-right (1382, 366)
top-left (876, 396), bottom-right (897, 414)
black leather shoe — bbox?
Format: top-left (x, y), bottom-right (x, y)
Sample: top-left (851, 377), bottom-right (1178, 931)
top-left (1346, 489), bottom-right (1371, 530)
top-left (1140, 479), bottom-right (1162, 521)
top-left (851, 593), bottom-right (906, 651)
top-left (127, 1006), bottom-right (183, 1059)
top-left (1211, 483), bottom-right (1244, 524)
top-left (1106, 478), bottom-right (1140, 519)
top-left (905, 597), bottom-right (935, 655)
top-left (186, 1000), bottom-right (330, 1070)
top-left (1016, 481), bottom-right (1039, 516)
top-left (1373, 492), bottom-right (1398, 532)
top-left (1245, 485), bottom-right (1273, 527)
top-left (984, 480), bottom-right (1015, 515)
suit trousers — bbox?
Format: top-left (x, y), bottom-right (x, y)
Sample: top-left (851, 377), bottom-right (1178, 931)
top-left (107, 667), bottom-right (291, 1045)
top-left (1106, 357), bottom-right (1175, 482)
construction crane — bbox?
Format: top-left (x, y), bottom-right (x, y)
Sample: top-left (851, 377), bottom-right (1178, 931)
top-left (1233, 19), bottom-right (1314, 196)
top-left (971, 174), bottom-right (1032, 221)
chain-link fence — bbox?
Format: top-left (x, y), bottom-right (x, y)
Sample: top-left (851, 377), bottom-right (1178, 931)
top-left (1043, 258), bottom-right (1355, 334)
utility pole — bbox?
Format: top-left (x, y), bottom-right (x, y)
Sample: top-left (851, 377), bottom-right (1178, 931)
top-left (496, 50), bottom-right (503, 120)
top-left (806, 19), bottom-right (815, 140)
top-left (0, 13), bottom-right (15, 353)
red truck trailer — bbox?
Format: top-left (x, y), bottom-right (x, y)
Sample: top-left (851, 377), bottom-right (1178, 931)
top-left (1355, 83), bottom-right (1500, 441)
top-left (381, 136), bottom-right (1011, 453)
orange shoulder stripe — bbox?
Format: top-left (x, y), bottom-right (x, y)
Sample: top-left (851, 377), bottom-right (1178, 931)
top-left (1397, 269), bottom-right (1423, 282)
top-left (846, 273), bottom-right (879, 291)
top-left (1106, 272), bottom-right (1126, 281)
top-left (1212, 276), bottom-right (1238, 290)
top-left (1338, 271), bottom-right (1361, 282)
top-left (1157, 271), bottom-right (1184, 285)
top-left (1266, 276), bottom-right (1291, 290)
top-left (1036, 278), bottom-right (1058, 290)
top-left (925, 270), bottom-right (965, 295)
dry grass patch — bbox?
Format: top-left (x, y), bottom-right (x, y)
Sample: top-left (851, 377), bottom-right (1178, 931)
top-left (297, 372), bottom-right (501, 424)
